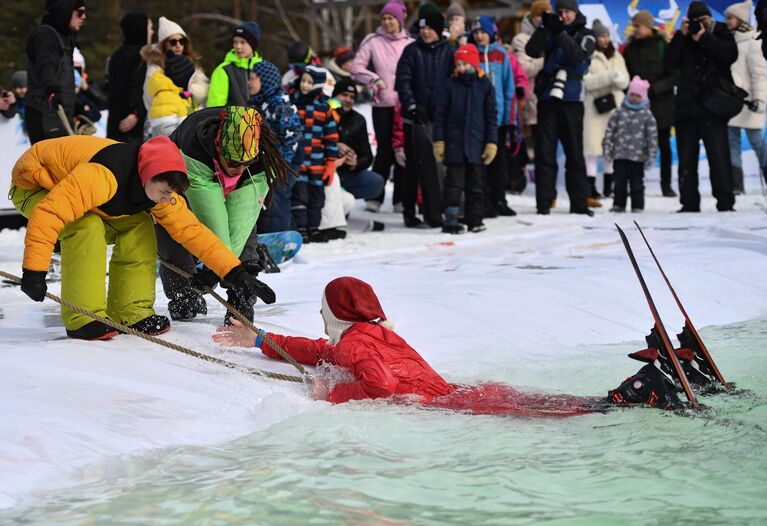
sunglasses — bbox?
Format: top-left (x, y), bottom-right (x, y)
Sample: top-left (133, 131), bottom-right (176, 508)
top-left (75, 8), bottom-right (86, 18)
top-left (168, 38), bottom-right (186, 47)
top-left (224, 159), bottom-right (255, 168)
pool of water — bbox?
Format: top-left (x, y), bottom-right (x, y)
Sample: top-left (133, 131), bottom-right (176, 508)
top-left (2, 319), bottom-right (766, 525)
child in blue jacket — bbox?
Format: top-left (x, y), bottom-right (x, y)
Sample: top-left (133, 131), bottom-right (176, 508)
top-left (433, 44), bottom-right (498, 234)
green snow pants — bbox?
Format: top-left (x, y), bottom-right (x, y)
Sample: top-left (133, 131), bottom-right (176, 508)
top-left (11, 185), bottom-right (157, 331)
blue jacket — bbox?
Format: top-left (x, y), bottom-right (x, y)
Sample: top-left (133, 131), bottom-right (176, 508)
top-left (524, 11), bottom-right (594, 102)
top-left (433, 71), bottom-right (498, 165)
top-left (474, 42), bottom-right (515, 127)
top-left (395, 37), bottom-right (455, 121)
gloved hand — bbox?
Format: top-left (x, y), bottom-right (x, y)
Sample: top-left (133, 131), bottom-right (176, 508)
top-left (433, 140), bottom-right (445, 162)
top-left (747, 100), bottom-right (765, 113)
top-left (46, 86), bottom-right (62, 110)
top-left (190, 265), bottom-right (219, 292)
top-left (542, 12), bottom-right (563, 33)
top-left (481, 143), bottom-right (498, 165)
top-left (322, 160), bottom-right (336, 186)
top-left (394, 147), bottom-right (406, 167)
top-left (21, 269), bottom-right (47, 302)
top-left (407, 105), bottom-right (429, 124)
top-left (224, 264), bottom-right (276, 305)
top-left (515, 85), bottom-right (526, 100)
top-left (179, 90), bottom-right (193, 99)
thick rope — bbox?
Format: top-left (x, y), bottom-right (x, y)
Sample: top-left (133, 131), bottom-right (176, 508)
top-left (159, 259), bottom-right (308, 376)
top-left (0, 269), bottom-right (302, 383)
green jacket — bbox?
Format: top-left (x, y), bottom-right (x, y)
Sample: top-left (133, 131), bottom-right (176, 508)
top-left (207, 49), bottom-right (263, 107)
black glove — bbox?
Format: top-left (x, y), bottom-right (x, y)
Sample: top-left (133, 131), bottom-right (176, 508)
top-left (21, 269), bottom-right (47, 302)
top-left (45, 86), bottom-right (62, 110)
top-left (224, 264), bottom-right (276, 305)
top-left (515, 86), bottom-right (526, 100)
top-left (190, 266), bottom-right (219, 292)
top-left (542, 12), bottom-right (563, 33)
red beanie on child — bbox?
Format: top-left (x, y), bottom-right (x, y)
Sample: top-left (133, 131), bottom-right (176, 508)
top-left (454, 44), bottom-right (480, 71)
top-left (137, 136), bottom-right (187, 186)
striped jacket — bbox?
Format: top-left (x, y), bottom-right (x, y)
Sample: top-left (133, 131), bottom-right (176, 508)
top-left (293, 94), bottom-right (339, 181)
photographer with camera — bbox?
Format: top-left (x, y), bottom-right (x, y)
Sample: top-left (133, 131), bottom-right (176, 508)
top-left (666, 1), bottom-right (738, 212)
top-left (0, 88), bottom-right (17, 119)
top-left (525, 0), bottom-right (595, 216)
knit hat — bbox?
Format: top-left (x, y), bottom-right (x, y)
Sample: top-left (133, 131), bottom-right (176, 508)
top-left (333, 46), bottom-right (355, 67)
top-left (320, 277), bottom-right (392, 344)
top-left (332, 78), bottom-right (358, 99)
top-left (725, 0), bottom-right (752, 23)
top-left (420, 11), bottom-right (445, 35)
top-left (302, 65), bottom-right (330, 94)
top-left (471, 15), bottom-right (497, 39)
top-left (137, 136), bottom-right (187, 186)
top-left (687, 1), bottom-right (712, 19)
top-left (446, 2), bottom-right (466, 19)
top-left (380, 0), bottom-right (407, 25)
top-left (158, 16), bottom-right (186, 44)
top-left (120, 11), bottom-right (148, 46)
top-left (627, 75), bottom-right (650, 102)
top-left (250, 60), bottom-right (283, 104)
top-left (10, 70), bottom-right (27, 89)
top-left (287, 41), bottom-right (313, 65)
top-left (555, 0), bottom-right (578, 11)
top-left (418, 2), bottom-right (442, 18)
top-left (454, 44), bottom-right (480, 70)
top-left (530, 0), bottom-right (553, 18)
top-left (233, 21), bottom-right (260, 51)
top-left (631, 10), bottom-right (655, 30)
top-left (592, 19), bottom-right (609, 37)
top-left (164, 50), bottom-right (195, 89)
top-left (217, 106), bottom-right (262, 163)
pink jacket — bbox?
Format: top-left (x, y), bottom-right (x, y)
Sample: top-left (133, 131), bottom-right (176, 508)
top-left (351, 27), bottom-right (413, 108)
top-left (509, 52), bottom-right (529, 126)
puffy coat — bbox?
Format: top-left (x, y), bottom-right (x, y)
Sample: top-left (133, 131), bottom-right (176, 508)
top-left (525, 11), bottom-right (595, 102)
top-left (145, 68), bottom-right (192, 119)
top-left (261, 322), bottom-right (454, 403)
top-left (475, 42), bottom-right (515, 127)
top-left (395, 37), bottom-right (456, 120)
top-left (336, 108), bottom-right (373, 177)
top-left (665, 22), bottom-right (738, 121)
top-left (729, 28), bottom-right (767, 129)
top-left (207, 50), bottom-right (263, 107)
top-left (351, 27), bottom-right (413, 108)
top-left (623, 32), bottom-right (677, 130)
top-left (292, 87), bottom-right (340, 180)
top-left (433, 71), bottom-right (498, 165)
top-left (11, 136), bottom-right (240, 277)
top-left (512, 15), bottom-right (544, 125)
top-left (602, 101), bottom-right (658, 166)
top-left (583, 49), bottom-right (629, 156)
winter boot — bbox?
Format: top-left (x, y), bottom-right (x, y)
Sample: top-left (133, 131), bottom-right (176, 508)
top-left (603, 173), bottom-right (613, 198)
top-left (404, 214), bottom-right (427, 228)
top-left (66, 320), bottom-right (120, 340)
top-left (442, 206), bottom-right (465, 234)
top-left (129, 314), bottom-right (171, 336)
top-left (319, 227), bottom-right (347, 240)
top-left (168, 291), bottom-right (208, 321)
top-left (661, 183), bottom-right (677, 197)
top-left (468, 223), bottom-right (487, 233)
top-left (732, 166), bottom-right (745, 195)
top-left (588, 176), bottom-right (603, 199)
top-left (307, 228), bottom-right (328, 243)
top-left (496, 201), bottom-right (517, 216)
top-left (610, 206), bottom-right (626, 213)
top-left (608, 363), bottom-right (682, 409)
top-left (587, 197), bottom-right (602, 208)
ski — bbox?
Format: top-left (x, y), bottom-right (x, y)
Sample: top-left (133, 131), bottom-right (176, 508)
top-left (633, 221), bottom-right (728, 388)
top-left (615, 224), bottom-right (699, 409)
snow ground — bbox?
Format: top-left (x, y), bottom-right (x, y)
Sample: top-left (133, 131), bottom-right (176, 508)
top-left (1, 169), bottom-right (766, 510)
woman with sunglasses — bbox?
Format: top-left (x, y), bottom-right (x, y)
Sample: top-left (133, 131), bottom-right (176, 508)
top-left (24, 0), bottom-right (86, 144)
top-left (141, 16), bottom-right (209, 137)
top-left (154, 105), bottom-right (291, 325)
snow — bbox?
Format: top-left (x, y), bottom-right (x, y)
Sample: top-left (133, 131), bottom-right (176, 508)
top-left (1, 172), bottom-right (767, 510)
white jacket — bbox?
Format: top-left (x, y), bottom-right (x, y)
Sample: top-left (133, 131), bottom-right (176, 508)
top-left (583, 50), bottom-right (629, 156)
top-left (729, 29), bottom-right (767, 130)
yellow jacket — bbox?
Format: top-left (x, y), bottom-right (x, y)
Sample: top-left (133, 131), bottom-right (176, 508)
top-left (12, 136), bottom-right (240, 277)
top-left (146, 69), bottom-right (192, 119)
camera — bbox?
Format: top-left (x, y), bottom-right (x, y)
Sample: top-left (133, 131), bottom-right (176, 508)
top-left (688, 18), bottom-right (702, 34)
top-left (549, 69), bottom-right (568, 100)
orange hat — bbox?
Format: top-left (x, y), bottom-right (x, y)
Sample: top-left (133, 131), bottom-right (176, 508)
top-left (137, 136), bottom-right (187, 186)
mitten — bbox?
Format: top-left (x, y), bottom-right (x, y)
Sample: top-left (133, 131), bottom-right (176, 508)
top-left (433, 141), bottom-right (445, 162)
top-left (21, 269), bottom-right (47, 302)
top-left (322, 160), bottom-right (336, 186)
top-left (224, 264), bottom-right (276, 305)
top-left (481, 143), bottom-right (498, 165)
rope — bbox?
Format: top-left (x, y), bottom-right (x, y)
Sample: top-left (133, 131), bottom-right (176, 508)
top-left (159, 259), bottom-right (308, 376)
top-left (0, 269), bottom-right (303, 384)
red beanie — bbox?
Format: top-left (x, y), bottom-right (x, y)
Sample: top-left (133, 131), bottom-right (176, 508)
top-left (137, 136), bottom-right (187, 186)
top-left (454, 44), bottom-right (480, 71)
top-left (323, 277), bottom-right (387, 323)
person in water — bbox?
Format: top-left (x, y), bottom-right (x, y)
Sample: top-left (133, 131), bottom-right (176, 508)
top-left (213, 276), bottom-right (682, 413)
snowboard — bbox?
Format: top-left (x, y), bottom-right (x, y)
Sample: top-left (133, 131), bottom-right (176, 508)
top-left (258, 231), bottom-right (303, 265)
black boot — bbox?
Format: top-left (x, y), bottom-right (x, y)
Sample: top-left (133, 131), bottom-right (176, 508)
top-left (588, 176), bottom-right (603, 199)
top-left (661, 184), bottom-right (677, 197)
top-left (603, 173), bottom-right (613, 198)
top-left (404, 214), bottom-right (428, 228)
top-left (129, 314), bottom-right (171, 335)
top-left (66, 320), bottom-right (120, 340)
top-left (496, 201), bottom-right (517, 216)
top-left (168, 291), bottom-right (207, 321)
top-left (319, 227), bottom-right (347, 240)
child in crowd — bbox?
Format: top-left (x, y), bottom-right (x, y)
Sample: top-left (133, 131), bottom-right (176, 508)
top-left (208, 22), bottom-right (262, 107)
top-left (602, 75), bottom-right (657, 213)
top-left (433, 44), bottom-right (498, 234)
top-left (291, 65), bottom-right (339, 242)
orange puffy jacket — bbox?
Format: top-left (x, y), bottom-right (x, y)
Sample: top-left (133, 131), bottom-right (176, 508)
top-left (12, 136), bottom-right (240, 277)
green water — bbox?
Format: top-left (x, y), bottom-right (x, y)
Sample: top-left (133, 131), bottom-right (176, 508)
top-left (3, 320), bottom-right (766, 525)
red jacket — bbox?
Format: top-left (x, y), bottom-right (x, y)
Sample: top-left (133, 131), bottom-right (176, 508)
top-left (261, 322), bottom-right (454, 403)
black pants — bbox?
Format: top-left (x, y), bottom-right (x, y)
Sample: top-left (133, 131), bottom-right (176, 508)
top-left (291, 179), bottom-right (325, 229)
top-left (155, 222), bottom-right (197, 302)
top-left (444, 162), bottom-right (485, 227)
top-left (612, 160), bottom-right (645, 210)
top-left (658, 127), bottom-right (672, 189)
top-left (403, 121), bottom-right (443, 226)
top-left (534, 100), bottom-right (589, 213)
top-left (25, 105), bottom-right (69, 145)
top-left (371, 106), bottom-right (405, 205)
top-left (485, 125), bottom-right (509, 210)
top-left (676, 116), bottom-right (735, 211)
